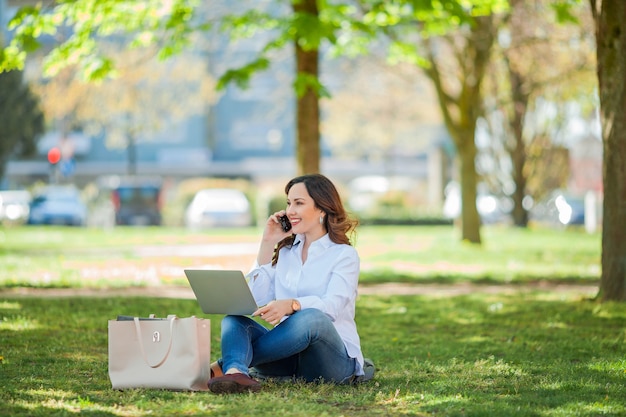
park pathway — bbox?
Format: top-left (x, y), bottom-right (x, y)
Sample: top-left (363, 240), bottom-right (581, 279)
top-left (0, 243), bottom-right (599, 299)
top-left (0, 281), bottom-right (598, 299)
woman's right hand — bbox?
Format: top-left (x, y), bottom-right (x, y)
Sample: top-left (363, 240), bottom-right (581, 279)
top-left (256, 211), bottom-right (291, 265)
top-left (262, 211), bottom-right (292, 243)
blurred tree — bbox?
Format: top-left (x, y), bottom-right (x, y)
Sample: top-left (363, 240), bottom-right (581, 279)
top-left (480, 0), bottom-right (596, 227)
top-left (32, 45), bottom-right (216, 175)
top-left (323, 56), bottom-right (441, 164)
top-left (359, 1), bottom-right (508, 243)
top-left (0, 69), bottom-right (44, 184)
top-left (523, 137), bottom-right (571, 199)
top-left (421, 15), bottom-right (497, 244)
top-left (590, 0), bottom-right (626, 302)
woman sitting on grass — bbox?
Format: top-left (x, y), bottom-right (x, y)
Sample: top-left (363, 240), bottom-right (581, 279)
top-left (208, 173), bottom-right (373, 394)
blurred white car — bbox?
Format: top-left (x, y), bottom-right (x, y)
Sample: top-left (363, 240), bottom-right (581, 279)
top-left (27, 185), bottom-right (88, 226)
top-left (185, 188), bottom-right (253, 228)
top-left (0, 190), bottom-right (31, 225)
top-left (530, 191), bottom-right (586, 226)
top-left (348, 175), bottom-right (390, 213)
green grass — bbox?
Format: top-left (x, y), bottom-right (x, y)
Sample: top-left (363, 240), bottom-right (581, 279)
top-left (0, 225), bottom-right (601, 288)
top-left (1, 293), bottom-right (624, 416)
top-left (0, 225), bottom-right (622, 416)
top-left (357, 225), bottom-right (600, 285)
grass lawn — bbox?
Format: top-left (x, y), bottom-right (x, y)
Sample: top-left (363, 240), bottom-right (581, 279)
top-left (0, 225), bottom-right (621, 416)
top-left (1, 292), bottom-right (624, 416)
top-left (0, 225), bottom-right (601, 288)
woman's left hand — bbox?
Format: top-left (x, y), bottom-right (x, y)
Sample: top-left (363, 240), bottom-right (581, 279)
top-left (253, 300), bottom-right (293, 326)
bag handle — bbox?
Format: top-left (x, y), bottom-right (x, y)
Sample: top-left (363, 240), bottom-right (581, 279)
top-left (133, 315), bottom-right (176, 368)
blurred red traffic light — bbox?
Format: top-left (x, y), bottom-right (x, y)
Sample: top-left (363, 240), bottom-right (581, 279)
top-left (47, 147), bottom-right (61, 164)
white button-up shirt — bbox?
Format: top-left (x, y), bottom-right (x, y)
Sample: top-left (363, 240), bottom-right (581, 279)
top-left (247, 233), bottom-right (364, 376)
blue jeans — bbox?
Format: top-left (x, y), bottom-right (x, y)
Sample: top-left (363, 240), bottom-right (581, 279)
top-left (218, 309), bottom-right (357, 384)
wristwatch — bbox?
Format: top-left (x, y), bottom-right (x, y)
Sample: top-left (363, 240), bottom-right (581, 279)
top-left (291, 299), bottom-right (301, 314)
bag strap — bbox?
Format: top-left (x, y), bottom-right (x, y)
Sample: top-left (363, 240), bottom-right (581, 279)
top-left (133, 316), bottom-right (176, 368)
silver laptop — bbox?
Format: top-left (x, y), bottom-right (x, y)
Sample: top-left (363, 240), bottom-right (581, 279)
top-left (184, 269), bottom-right (259, 315)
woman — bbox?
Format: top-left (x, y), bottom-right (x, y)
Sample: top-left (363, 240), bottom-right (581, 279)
top-left (208, 174), bottom-right (371, 394)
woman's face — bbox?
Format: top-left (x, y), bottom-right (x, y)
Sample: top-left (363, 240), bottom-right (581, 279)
top-left (286, 183), bottom-right (324, 235)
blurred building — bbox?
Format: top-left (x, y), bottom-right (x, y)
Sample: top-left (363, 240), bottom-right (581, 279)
top-left (569, 135), bottom-right (603, 195)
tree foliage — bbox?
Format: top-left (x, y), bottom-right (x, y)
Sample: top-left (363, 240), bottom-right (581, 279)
top-left (32, 45), bottom-right (216, 174)
top-left (0, 70), bottom-right (44, 183)
top-left (1, 0), bottom-right (203, 80)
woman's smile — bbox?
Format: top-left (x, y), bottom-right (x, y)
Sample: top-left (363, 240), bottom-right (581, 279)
top-left (288, 217), bottom-right (301, 229)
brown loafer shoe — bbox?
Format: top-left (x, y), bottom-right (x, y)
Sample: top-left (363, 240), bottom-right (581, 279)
top-left (208, 373), bottom-right (261, 394)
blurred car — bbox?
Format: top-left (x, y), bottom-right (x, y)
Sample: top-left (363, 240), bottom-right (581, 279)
top-left (0, 190), bottom-right (31, 225)
top-left (348, 175), bottom-right (391, 213)
top-left (27, 185), bottom-right (87, 226)
top-left (443, 182), bottom-right (509, 224)
top-left (110, 177), bottom-right (162, 226)
top-left (530, 191), bottom-right (585, 226)
top-left (185, 188), bottom-right (253, 228)
top-left (347, 175), bottom-right (415, 214)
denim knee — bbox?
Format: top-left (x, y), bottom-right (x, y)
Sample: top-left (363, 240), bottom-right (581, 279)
top-left (288, 309), bottom-right (333, 333)
top-left (222, 314), bottom-right (251, 328)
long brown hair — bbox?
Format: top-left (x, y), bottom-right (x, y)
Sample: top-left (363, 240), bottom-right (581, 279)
top-left (271, 174), bottom-right (358, 265)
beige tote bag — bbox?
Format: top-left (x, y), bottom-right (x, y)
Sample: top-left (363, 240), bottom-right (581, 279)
top-left (108, 315), bottom-right (210, 391)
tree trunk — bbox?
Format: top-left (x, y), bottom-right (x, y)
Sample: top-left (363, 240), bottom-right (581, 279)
top-left (592, 0), bottom-right (626, 301)
top-left (126, 111), bottom-right (137, 176)
top-left (127, 132), bottom-right (137, 176)
top-left (458, 137), bottom-right (482, 243)
top-left (423, 15), bottom-right (495, 244)
top-left (293, 0), bottom-right (320, 175)
top-left (508, 66), bottom-right (530, 227)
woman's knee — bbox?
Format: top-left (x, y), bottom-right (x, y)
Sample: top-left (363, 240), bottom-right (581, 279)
top-left (221, 315), bottom-right (253, 332)
top-left (290, 309), bottom-right (333, 332)
top-left (294, 308), bottom-right (326, 320)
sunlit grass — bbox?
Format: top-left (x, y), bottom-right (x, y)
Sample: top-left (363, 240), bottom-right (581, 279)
top-left (0, 301), bottom-right (21, 309)
top-left (0, 315), bottom-right (40, 331)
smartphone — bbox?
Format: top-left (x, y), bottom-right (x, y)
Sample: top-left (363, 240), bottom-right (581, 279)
top-left (278, 215), bottom-right (292, 232)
